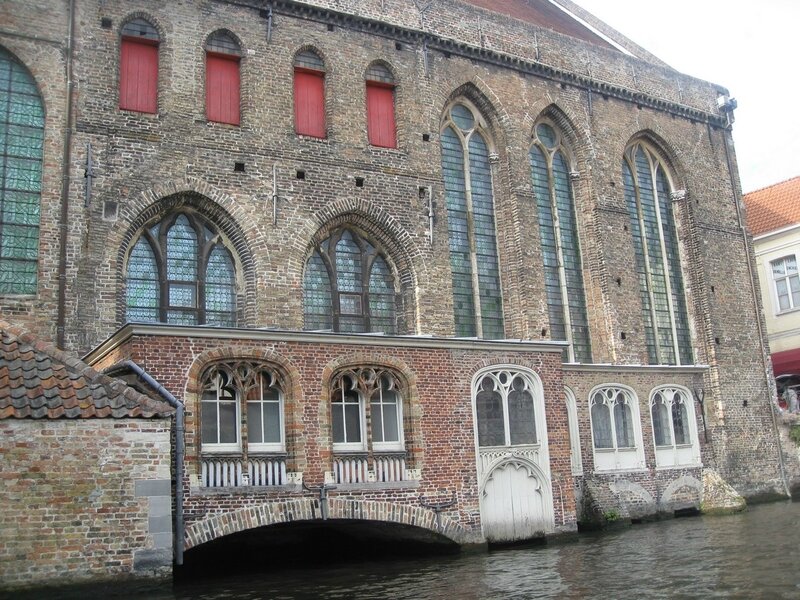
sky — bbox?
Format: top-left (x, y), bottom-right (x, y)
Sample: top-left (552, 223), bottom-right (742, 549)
top-left (573, 0), bottom-right (800, 194)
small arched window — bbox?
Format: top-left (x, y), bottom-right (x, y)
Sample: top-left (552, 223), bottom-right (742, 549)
top-left (440, 102), bottom-right (504, 338)
top-left (650, 387), bottom-right (701, 467)
top-left (303, 228), bottom-right (396, 333)
top-left (475, 370), bottom-right (537, 447)
top-left (119, 18), bottom-right (159, 113)
top-left (294, 49), bottom-right (325, 138)
top-left (365, 63), bottom-right (396, 148)
top-left (623, 142), bottom-right (692, 365)
top-left (206, 31), bottom-right (241, 125)
top-left (125, 211), bottom-right (236, 326)
top-left (0, 47), bottom-right (43, 295)
top-left (589, 386), bottom-right (645, 472)
top-left (529, 121), bottom-right (591, 363)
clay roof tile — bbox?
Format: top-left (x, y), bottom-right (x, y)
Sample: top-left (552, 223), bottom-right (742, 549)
top-left (743, 176), bottom-right (800, 236)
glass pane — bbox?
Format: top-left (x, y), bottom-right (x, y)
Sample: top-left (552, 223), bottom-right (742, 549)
top-left (651, 394), bottom-right (672, 446)
top-left (450, 104), bottom-right (474, 131)
top-left (219, 401), bottom-right (237, 444)
top-left (476, 378), bottom-right (505, 446)
top-left (536, 123), bottom-right (557, 148)
top-left (201, 401), bottom-right (219, 444)
top-left (121, 18), bottom-right (159, 40)
top-left (344, 403), bottom-right (361, 443)
top-left (169, 283), bottom-right (197, 308)
top-left (613, 397), bottom-right (635, 448)
top-left (206, 245), bottom-right (236, 325)
top-left (303, 251), bottom-right (333, 330)
top-left (295, 50), bottom-right (324, 70)
top-left (672, 398), bottom-right (690, 445)
top-left (365, 63), bottom-right (393, 83)
top-left (591, 401), bottom-right (613, 449)
top-left (332, 402), bottom-right (345, 444)
top-left (371, 400), bottom-right (384, 443)
top-left (126, 237), bottom-right (158, 322)
top-left (263, 401), bottom-right (281, 444)
top-left (508, 377), bottom-right (536, 445)
top-left (167, 215), bottom-right (198, 280)
top-left (207, 31), bottom-right (240, 54)
top-left (247, 402), bottom-right (264, 444)
top-left (369, 256), bottom-right (395, 333)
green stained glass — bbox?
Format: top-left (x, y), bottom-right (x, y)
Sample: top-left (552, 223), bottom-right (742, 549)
top-left (0, 48), bottom-right (43, 294)
top-left (624, 144), bottom-right (693, 365)
top-left (303, 251), bottom-right (333, 330)
top-left (205, 246), bottom-right (236, 326)
top-left (529, 126), bottom-right (591, 362)
top-left (126, 236), bottom-right (159, 322)
top-left (369, 255), bottom-right (395, 333)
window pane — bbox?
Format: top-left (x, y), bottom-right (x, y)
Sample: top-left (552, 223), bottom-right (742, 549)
top-left (218, 401), bottom-right (237, 444)
top-left (613, 398), bottom-right (635, 448)
top-left (370, 399), bottom-right (385, 443)
top-left (591, 401), bottom-right (613, 448)
top-left (247, 401), bottom-right (264, 444)
top-left (205, 245), bottom-right (236, 326)
top-left (344, 403), bottom-right (361, 444)
top-left (476, 378), bottom-right (505, 446)
top-left (126, 237), bottom-right (158, 322)
top-left (369, 255), bottom-right (395, 333)
top-left (304, 251), bottom-right (333, 330)
top-left (508, 378), bottom-right (536, 445)
top-left (672, 398), bottom-right (690, 445)
top-left (332, 402), bottom-right (345, 444)
top-left (651, 394), bottom-right (672, 446)
top-left (201, 399), bottom-right (219, 444)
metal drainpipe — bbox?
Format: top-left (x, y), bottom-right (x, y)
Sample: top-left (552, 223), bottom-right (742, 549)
top-left (116, 360), bottom-right (186, 566)
top-left (56, 0), bottom-right (76, 349)
top-left (721, 127), bottom-right (790, 498)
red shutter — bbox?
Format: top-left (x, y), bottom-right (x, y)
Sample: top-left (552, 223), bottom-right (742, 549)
top-left (206, 53), bottom-right (241, 125)
top-left (366, 83), bottom-right (396, 148)
top-left (294, 69), bottom-right (326, 138)
top-left (119, 37), bottom-right (158, 113)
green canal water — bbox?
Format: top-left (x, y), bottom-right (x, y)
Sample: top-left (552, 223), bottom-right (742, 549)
top-left (11, 501), bottom-right (800, 599)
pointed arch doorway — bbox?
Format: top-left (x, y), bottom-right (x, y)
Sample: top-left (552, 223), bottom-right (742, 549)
top-left (473, 367), bottom-right (555, 542)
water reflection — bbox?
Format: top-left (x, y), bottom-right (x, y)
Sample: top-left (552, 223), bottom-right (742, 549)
top-left (14, 502), bottom-right (800, 599)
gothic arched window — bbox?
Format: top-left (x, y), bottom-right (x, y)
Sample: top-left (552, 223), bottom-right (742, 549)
top-left (589, 386), bottom-right (645, 472)
top-left (125, 211), bottom-right (236, 326)
top-left (623, 143), bottom-right (692, 365)
top-left (650, 386), bottom-right (701, 468)
top-left (529, 121), bottom-right (591, 362)
top-left (119, 18), bottom-right (160, 113)
top-left (440, 102), bottom-right (504, 338)
top-left (0, 47), bottom-right (43, 295)
top-left (303, 227), bottom-right (396, 333)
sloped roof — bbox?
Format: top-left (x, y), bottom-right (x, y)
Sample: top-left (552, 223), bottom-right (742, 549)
top-left (0, 320), bottom-right (172, 419)
top-left (461, 0), bottom-right (616, 50)
top-left (743, 176), bottom-right (800, 236)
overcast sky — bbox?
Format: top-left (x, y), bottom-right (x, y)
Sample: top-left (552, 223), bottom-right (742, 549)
top-left (573, 0), bottom-right (799, 193)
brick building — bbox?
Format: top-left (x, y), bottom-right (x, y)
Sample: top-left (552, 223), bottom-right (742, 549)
top-left (0, 0), bottom-right (790, 588)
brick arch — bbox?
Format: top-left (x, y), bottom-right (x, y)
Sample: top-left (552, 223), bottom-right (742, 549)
top-left (623, 129), bottom-right (687, 192)
top-left (202, 28), bottom-right (245, 53)
top-left (440, 79), bottom-right (513, 151)
top-left (0, 44), bottom-right (47, 119)
top-left (119, 11), bottom-right (169, 41)
top-left (660, 474), bottom-right (702, 506)
top-left (111, 179), bottom-right (260, 326)
top-left (287, 198), bottom-right (424, 333)
top-left (364, 58), bottom-right (399, 84)
top-left (183, 498), bottom-right (471, 550)
top-left (531, 103), bottom-right (593, 168)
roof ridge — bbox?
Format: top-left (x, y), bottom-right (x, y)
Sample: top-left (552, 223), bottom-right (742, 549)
top-left (744, 175), bottom-right (800, 198)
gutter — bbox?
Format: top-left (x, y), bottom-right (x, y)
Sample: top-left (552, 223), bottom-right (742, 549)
top-left (56, 0), bottom-right (76, 349)
top-left (108, 360), bottom-right (185, 566)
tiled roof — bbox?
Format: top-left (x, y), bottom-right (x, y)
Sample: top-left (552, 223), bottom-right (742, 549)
top-left (0, 320), bottom-right (173, 419)
top-left (743, 176), bottom-right (800, 237)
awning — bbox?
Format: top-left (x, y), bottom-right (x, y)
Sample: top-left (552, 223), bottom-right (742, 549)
top-left (771, 348), bottom-right (800, 377)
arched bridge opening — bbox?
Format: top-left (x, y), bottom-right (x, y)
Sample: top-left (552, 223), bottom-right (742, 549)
top-left (177, 498), bottom-right (468, 578)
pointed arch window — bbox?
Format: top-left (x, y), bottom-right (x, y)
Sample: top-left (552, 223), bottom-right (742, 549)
top-left (303, 227), bottom-right (396, 333)
top-left (206, 31), bottom-right (241, 125)
top-left (119, 18), bottom-right (159, 114)
top-left (0, 48), bottom-right (43, 295)
top-left (440, 102), bottom-right (504, 338)
top-left (294, 50), bottom-right (325, 138)
top-left (529, 122), bottom-right (591, 362)
top-left (475, 370), bottom-right (538, 447)
top-left (365, 63), bottom-right (396, 148)
top-left (650, 386), bottom-right (701, 468)
top-left (589, 386), bottom-right (645, 472)
top-left (125, 211), bottom-right (237, 326)
top-left (623, 143), bottom-right (692, 365)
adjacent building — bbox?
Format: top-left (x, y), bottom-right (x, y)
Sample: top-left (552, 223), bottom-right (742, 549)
top-left (0, 0), bottom-right (789, 589)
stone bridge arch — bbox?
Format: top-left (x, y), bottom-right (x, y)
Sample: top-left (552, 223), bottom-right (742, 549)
top-left (183, 498), bottom-right (475, 550)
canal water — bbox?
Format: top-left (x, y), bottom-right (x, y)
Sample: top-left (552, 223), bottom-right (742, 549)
top-left (15, 501), bottom-right (800, 599)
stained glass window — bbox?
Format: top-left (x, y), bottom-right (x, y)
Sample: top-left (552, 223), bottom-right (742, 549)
top-left (529, 122), bottom-right (591, 362)
top-left (623, 143), bottom-right (692, 365)
top-left (125, 211), bottom-right (236, 326)
top-left (441, 103), bottom-right (504, 338)
top-left (303, 227), bottom-right (396, 333)
top-left (0, 48), bottom-right (43, 295)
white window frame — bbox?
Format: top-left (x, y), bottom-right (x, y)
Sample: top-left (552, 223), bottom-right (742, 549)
top-left (331, 382), bottom-right (367, 452)
top-left (588, 385), bottom-right (645, 472)
top-left (770, 254), bottom-right (800, 313)
top-left (200, 373), bottom-right (241, 454)
top-left (370, 376), bottom-right (405, 452)
top-left (649, 386), bottom-right (701, 468)
top-left (246, 372), bottom-right (285, 454)
top-left (565, 387), bottom-right (583, 476)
